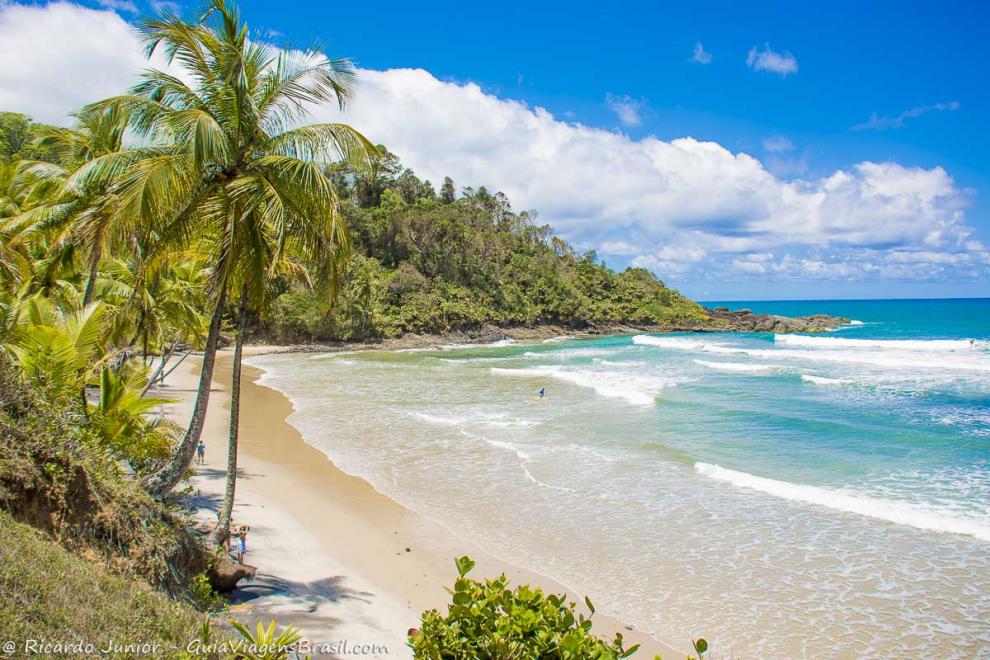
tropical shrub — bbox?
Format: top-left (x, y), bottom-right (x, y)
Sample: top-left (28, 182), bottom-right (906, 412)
top-left (409, 556), bottom-right (640, 659)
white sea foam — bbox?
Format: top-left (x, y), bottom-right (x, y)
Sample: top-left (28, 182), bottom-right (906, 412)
top-left (849, 320), bottom-right (865, 325)
top-left (413, 412), bottom-right (466, 426)
top-left (695, 462), bottom-right (990, 542)
top-left (767, 347), bottom-right (989, 371)
top-left (693, 360), bottom-right (785, 373)
top-left (775, 334), bottom-right (985, 351)
top-left (491, 365), bottom-right (668, 406)
top-left (632, 335), bottom-right (750, 356)
top-left (633, 335), bottom-right (706, 350)
top-left (413, 411), bottom-right (538, 428)
top-left (633, 334), bottom-right (990, 372)
top-left (523, 347), bottom-right (613, 360)
top-left (308, 350), bottom-right (360, 360)
top-left (801, 374), bottom-right (852, 385)
top-left (438, 338), bottom-right (517, 350)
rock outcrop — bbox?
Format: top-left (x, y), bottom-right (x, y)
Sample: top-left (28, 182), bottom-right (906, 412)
top-left (702, 306), bottom-right (849, 333)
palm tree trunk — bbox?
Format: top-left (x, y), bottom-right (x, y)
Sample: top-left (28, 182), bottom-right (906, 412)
top-left (82, 267), bottom-right (98, 308)
top-left (141, 288), bottom-right (226, 497)
top-left (141, 340), bottom-right (177, 397)
top-left (81, 245), bottom-right (101, 307)
top-left (208, 300), bottom-right (246, 546)
top-left (161, 349), bottom-right (193, 380)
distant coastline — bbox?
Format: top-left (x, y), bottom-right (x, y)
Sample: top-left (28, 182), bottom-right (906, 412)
top-left (248, 308), bottom-right (853, 356)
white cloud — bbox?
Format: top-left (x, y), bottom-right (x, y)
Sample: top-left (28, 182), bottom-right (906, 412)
top-left (762, 135), bottom-right (793, 153)
top-left (598, 241), bottom-right (641, 256)
top-left (0, 1), bottom-right (983, 287)
top-left (746, 44), bottom-right (798, 77)
top-left (851, 101), bottom-right (960, 132)
top-left (604, 93), bottom-right (644, 127)
top-left (0, 1), bottom-right (173, 123)
top-left (97, 0), bottom-right (138, 12)
top-left (691, 42), bottom-right (712, 64)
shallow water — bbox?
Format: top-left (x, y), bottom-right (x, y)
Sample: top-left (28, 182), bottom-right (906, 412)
top-left (248, 299), bottom-right (990, 657)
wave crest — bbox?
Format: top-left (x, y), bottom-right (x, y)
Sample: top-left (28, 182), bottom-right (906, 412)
top-left (695, 462), bottom-right (990, 542)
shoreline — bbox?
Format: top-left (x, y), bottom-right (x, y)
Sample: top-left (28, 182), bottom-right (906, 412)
top-left (249, 306), bottom-right (852, 356)
top-left (166, 347), bottom-right (685, 658)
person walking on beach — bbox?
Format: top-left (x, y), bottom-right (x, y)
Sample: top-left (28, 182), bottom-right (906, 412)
top-left (539, 387), bottom-right (545, 399)
top-left (196, 441), bottom-right (206, 464)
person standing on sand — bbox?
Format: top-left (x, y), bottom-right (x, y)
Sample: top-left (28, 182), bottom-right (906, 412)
top-left (196, 441), bottom-right (205, 464)
top-left (235, 525), bottom-right (249, 563)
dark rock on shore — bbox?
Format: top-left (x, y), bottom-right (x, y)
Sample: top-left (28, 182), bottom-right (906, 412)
top-left (700, 307), bottom-right (849, 333)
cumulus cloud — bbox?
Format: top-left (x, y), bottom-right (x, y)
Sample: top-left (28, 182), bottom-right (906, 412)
top-left (691, 42), bottom-right (712, 64)
top-left (604, 93), bottom-right (645, 127)
top-left (746, 43), bottom-right (798, 76)
top-left (0, 1), bottom-right (983, 287)
top-left (0, 1), bottom-right (173, 123)
top-left (851, 101), bottom-right (960, 132)
top-left (320, 69), bottom-right (978, 281)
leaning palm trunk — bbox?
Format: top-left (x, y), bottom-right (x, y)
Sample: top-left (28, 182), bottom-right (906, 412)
top-left (208, 305), bottom-right (245, 546)
top-left (141, 340), bottom-right (177, 396)
top-left (161, 349), bottom-right (193, 380)
top-left (142, 289), bottom-right (226, 496)
top-left (81, 246), bottom-right (101, 307)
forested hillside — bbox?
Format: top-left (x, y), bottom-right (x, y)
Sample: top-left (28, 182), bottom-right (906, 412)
top-left (267, 149), bottom-right (708, 341)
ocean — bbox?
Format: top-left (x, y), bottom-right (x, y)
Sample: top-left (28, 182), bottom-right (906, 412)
top-left (247, 298), bottom-right (990, 657)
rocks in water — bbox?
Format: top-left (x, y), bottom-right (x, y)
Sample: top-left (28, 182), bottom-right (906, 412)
top-left (702, 307), bottom-right (849, 333)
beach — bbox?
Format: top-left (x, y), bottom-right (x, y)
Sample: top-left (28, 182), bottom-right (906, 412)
top-left (164, 347), bottom-right (682, 658)
top-left (239, 299), bottom-right (990, 658)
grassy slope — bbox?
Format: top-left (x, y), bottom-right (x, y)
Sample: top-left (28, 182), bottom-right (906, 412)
top-left (0, 510), bottom-right (207, 656)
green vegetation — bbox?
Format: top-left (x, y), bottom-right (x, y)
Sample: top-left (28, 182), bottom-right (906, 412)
top-left (0, 357), bottom-right (210, 595)
top-left (267, 149), bottom-right (707, 341)
top-left (229, 620), bottom-right (304, 660)
top-left (0, 0), bottom-right (713, 655)
top-left (0, 510), bottom-right (207, 655)
top-left (410, 556), bottom-right (642, 659)
top-left (0, 0), bottom-right (355, 649)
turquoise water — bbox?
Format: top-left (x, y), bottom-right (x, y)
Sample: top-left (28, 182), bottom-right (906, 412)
top-left (249, 299), bottom-right (990, 657)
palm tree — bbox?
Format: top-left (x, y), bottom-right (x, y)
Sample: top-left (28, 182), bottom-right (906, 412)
top-left (76, 0), bottom-right (374, 496)
top-left (209, 214), bottom-right (342, 544)
top-left (91, 362), bottom-right (179, 473)
top-left (5, 297), bottom-right (110, 415)
top-left (8, 107), bottom-right (129, 307)
top-left (4, 296), bottom-right (179, 471)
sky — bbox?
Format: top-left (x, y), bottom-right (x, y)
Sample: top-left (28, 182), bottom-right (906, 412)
top-left (1, 0), bottom-right (988, 300)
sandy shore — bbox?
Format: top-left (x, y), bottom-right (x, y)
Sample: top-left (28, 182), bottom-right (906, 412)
top-left (161, 347), bottom-right (684, 658)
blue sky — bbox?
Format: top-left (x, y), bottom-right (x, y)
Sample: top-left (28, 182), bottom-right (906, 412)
top-left (3, 0), bottom-right (989, 299)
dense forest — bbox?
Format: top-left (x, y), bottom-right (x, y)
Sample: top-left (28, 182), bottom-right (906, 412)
top-left (270, 149), bottom-right (707, 341)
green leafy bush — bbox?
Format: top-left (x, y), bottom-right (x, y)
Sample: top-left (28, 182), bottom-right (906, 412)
top-left (190, 570), bottom-right (226, 612)
top-left (409, 556), bottom-right (640, 659)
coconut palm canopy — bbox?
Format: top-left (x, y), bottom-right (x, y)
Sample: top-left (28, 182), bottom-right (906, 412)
top-left (0, 0), bottom-right (376, 498)
top-left (77, 0), bottom-right (375, 307)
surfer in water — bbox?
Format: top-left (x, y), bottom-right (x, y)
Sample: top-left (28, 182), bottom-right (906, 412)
top-left (538, 387), bottom-right (545, 399)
